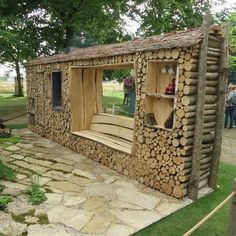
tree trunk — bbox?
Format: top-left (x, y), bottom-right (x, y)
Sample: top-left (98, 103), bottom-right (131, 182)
top-left (64, 26), bottom-right (75, 49)
top-left (15, 61), bottom-right (23, 97)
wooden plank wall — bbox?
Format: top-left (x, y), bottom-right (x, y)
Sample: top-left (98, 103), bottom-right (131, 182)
top-left (71, 68), bottom-right (103, 131)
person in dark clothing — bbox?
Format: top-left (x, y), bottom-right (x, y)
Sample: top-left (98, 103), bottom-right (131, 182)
top-left (224, 85), bottom-right (235, 129)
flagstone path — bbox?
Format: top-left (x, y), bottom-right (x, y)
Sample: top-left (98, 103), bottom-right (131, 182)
top-left (0, 129), bottom-right (195, 236)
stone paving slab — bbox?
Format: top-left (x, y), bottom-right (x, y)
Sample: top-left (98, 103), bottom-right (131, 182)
top-left (0, 129), bottom-right (197, 236)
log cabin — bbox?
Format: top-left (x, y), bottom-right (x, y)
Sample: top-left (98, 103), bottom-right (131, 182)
top-left (25, 18), bottom-right (227, 200)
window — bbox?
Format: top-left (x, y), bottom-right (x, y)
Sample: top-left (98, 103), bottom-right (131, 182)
top-left (52, 71), bottom-right (62, 109)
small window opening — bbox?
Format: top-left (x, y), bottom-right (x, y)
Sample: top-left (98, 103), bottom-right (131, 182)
top-left (52, 71), bottom-right (62, 110)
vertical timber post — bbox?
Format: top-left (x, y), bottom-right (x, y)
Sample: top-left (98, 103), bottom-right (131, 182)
top-left (209, 23), bottom-right (228, 189)
top-left (227, 179), bottom-right (236, 236)
top-left (188, 14), bottom-right (211, 201)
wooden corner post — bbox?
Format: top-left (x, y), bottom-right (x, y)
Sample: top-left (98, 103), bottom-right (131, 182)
top-left (209, 23), bottom-right (228, 189)
top-left (188, 13), bottom-right (211, 201)
top-left (227, 179), bottom-right (236, 236)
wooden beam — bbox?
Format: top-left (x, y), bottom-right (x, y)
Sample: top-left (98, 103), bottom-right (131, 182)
top-left (95, 69), bottom-right (104, 113)
top-left (71, 68), bottom-right (84, 131)
top-left (188, 13), bottom-right (212, 201)
top-left (208, 23), bottom-right (228, 189)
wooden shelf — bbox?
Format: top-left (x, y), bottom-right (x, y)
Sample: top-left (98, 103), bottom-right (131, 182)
top-left (146, 93), bottom-right (175, 99)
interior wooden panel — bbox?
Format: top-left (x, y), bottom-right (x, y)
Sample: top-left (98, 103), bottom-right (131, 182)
top-left (152, 97), bottom-right (174, 127)
top-left (156, 63), bottom-right (176, 94)
top-left (83, 68), bottom-right (96, 130)
top-left (146, 62), bottom-right (157, 93)
top-left (71, 68), bottom-right (84, 131)
top-left (96, 69), bottom-right (104, 113)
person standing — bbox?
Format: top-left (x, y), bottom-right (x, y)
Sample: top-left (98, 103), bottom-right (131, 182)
top-left (123, 77), bottom-right (132, 105)
top-left (224, 85), bottom-right (235, 129)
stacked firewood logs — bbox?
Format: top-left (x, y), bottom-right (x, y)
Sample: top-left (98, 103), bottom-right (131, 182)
top-left (26, 27), bottom-right (223, 199)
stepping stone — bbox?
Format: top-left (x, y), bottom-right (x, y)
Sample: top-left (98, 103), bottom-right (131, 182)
top-left (0, 211), bottom-right (27, 236)
top-left (81, 196), bottom-right (107, 210)
top-left (54, 157), bottom-right (74, 166)
top-left (115, 188), bottom-right (161, 210)
top-left (81, 215), bottom-right (111, 234)
top-left (0, 155), bottom-right (14, 163)
top-left (51, 163), bottom-right (73, 172)
top-left (4, 145), bottom-right (21, 151)
top-left (1, 181), bottom-right (27, 196)
top-left (63, 194), bottom-right (86, 206)
top-left (67, 175), bottom-right (92, 187)
top-left (44, 170), bottom-right (66, 181)
top-left (16, 173), bottom-right (27, 180)
top-left (1, 149), bottom-right (12, 156)
top-left (155, 201), bottom-right (184, 217)
top-left (10, 154), bottom-right (25, 160)
top-left (33, 139), bottom-right (57, 149)
top-left (27, 223), bottom-right (78, 236)
top-left (47, 206), bottom-right (93, 232)
top-left (109, 200), bottom-right (145, 210)
top-left (45, 193), bottom-right (62, 205)
top-left (46, 181), bottom-right (82, 193)
top-left (106, 223), bottom-right (135, 236)
top-left (12, 160), bottom-right (48, 174)
top-left (24, 157), bottom-right (53, 167)
top-left (7, 195), bottom-right (36, 216)
top-left (72, 169), bottom-right (96, 180)
top-left (25, 216), bottom-right (39, 224)
top-left (111, 209), bottom-right (162, 229)
top-left (84, 183), bottom-right (117, 200)
top-left (16, 143), bottom-right (34, 149)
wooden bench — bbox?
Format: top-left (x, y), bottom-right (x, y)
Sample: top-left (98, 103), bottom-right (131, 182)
top-left (72, 113), bottom-right (134, 154)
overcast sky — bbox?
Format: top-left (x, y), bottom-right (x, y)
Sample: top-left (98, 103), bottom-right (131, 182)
top-left (0, 0), bottom-right (235, 77)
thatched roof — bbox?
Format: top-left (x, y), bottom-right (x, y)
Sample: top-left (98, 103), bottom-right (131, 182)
top-left (25, 26), bottom-right (221, 66)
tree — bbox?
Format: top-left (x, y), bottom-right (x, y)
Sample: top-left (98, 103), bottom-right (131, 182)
top-left (0, 1), bottom-right (64, 96)
top-left (0, 0), bottom-right (134, 96)
top-left (135, 0), bottom-right (209, 36)
top-left (43, 0), bottom-right (133, 49)
top-left (214, 9), bottom-right (236, 84)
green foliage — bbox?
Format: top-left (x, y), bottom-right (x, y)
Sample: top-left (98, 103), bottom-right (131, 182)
top-left (103, 69), bottom-right (132, 82)
top-left (213, 10), bottom-right (236, 84)
top-left (27, 174), bottom-right (47, 205)
top-left (0, 195), bottom-right (12, 210)
top-left (227, 12), bottom-right (236, 79)
top-left (134, 162), bottom-right (236, 236)
top-left (0, 160), bottom-right (16, 181)
top-left (0, 184), bottom-right (6, 193)
top-left (6, 124), bottom-right (27, 130)
top-left (136, 0), bottom-right (209, 37)
top-left (0, 136), bottom-right (22, 144)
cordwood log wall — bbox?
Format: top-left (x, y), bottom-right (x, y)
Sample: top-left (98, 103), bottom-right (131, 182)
top-left (26, 25), bottom-right (225, 199)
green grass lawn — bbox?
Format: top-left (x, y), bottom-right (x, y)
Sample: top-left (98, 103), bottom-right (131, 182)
top-left (103, 91), bottom-right (133, 117)
top-left (0, 94), bottom-right (27, 128)
top-left (134, 162), bottom-right (236, 236)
